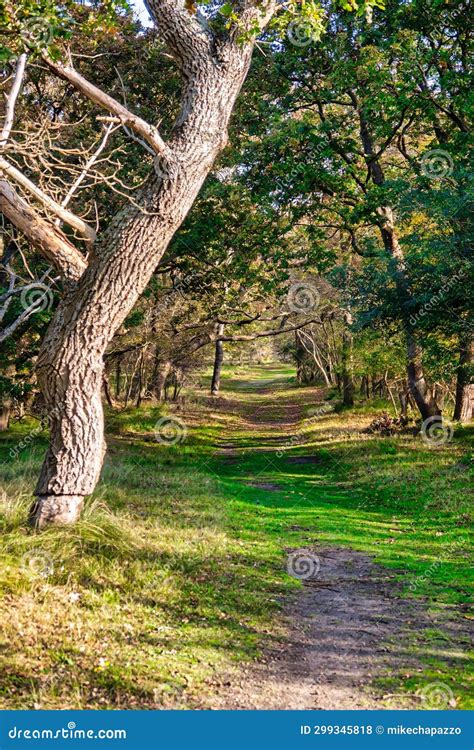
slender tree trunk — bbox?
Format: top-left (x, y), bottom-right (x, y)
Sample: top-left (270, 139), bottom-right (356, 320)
top-left (172, 368), bottom-right (182, 401)
top-left (379, 216), bottom-right (441, 421)
top-left (0, 364), bottom-right (15, 430)
top-left (29, 44), bottom-right (256, 527)
top-left (154, 361), bottom-right (171, 402)
top-left (115, 358), bottom-right (122, 399)
top-left (341, 311), bottom-right (354, 407)
top-left (124, 355), bottom-right (139, 409)
top-left (358, 111), bottom-right (441, 422)
top-left (406, 336), bottom-right (441, 421)
top-left (310, 341), bottom-right (332, 386)
top-left (211, 323), bottom-right (225, 396)
top-left (135, 352), bottom-right (144, 408)
top-left (453, 335), bottom-right (473, 422)
top-left (103, 373), bottom-right (115, 409)
top-left (295, 330), bottom-right (305, 384)
top-left (0, 402), bottom-right (11, 431)
top-left (399, 390), bottom-right (408, 421)
top-left (433, 383), bottom-right (446, 410)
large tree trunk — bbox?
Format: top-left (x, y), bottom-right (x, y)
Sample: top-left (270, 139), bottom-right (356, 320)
top-left (30, 358), bottom-right (105, 526)
top-left (453, 335), bottom-right (473, 422)
top-left (210, 323), bottom-right (225, 396)
top-left (29, 38), bottom-right (256, 527)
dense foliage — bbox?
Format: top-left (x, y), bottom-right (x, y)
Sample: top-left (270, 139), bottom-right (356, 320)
top-left (1, 0), bottom-right (472, 422)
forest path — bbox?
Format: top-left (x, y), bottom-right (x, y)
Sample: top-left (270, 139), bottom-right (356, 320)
top-left (202, 370), bottom-right (465, 710)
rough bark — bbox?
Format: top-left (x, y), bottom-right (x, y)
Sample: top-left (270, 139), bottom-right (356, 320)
top-left (211, 323), bottom-right (225, 396)
top-left (26, 6), bottom-right (265, 526)
top-left (453, 335), bottom-right (473, 422)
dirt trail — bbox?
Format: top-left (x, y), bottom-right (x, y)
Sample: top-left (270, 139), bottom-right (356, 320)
top-left (207, 546), bottom-right (465, 710)
top-left (203, 374), bottom-right (466, 710)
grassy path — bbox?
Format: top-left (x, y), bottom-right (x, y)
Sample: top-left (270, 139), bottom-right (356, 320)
top-left (0, 365), bottom-right (472, 709)
top-left (201, 369), bottom-right (472, 709)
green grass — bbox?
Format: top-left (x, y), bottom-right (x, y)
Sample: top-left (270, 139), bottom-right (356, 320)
top-left (0, 364), bottom-right (472, 709)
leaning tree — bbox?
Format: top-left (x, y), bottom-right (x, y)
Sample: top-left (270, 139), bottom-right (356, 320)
top-left (0, 0), bottom-right (380, 527)
top-left (1, 0), bottom-right (281, 526)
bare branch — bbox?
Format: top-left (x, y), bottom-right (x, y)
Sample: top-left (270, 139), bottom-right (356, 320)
top-left (220, 319), bottom-right (319, 341)
top-left (58, 123), bottom-right (116, 211)
top-left (0, 180), bottom-right (87, 280)
top-left (0, 263), bottom-right (16, 323)
top-left (112, 67), bottom-right (156, 156)
top-left (96, 115), bottom-right (155, 156)
top-left (0, 298), bottom-right (43, 343)
top-left (43, 54), bottom-right (169, 157)
top-left (0, 53), bottom-right (28, 147)
top-left (0, 157), bottom-right (96, 242)
top-left (0, 271), bottom-right (55, 344)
